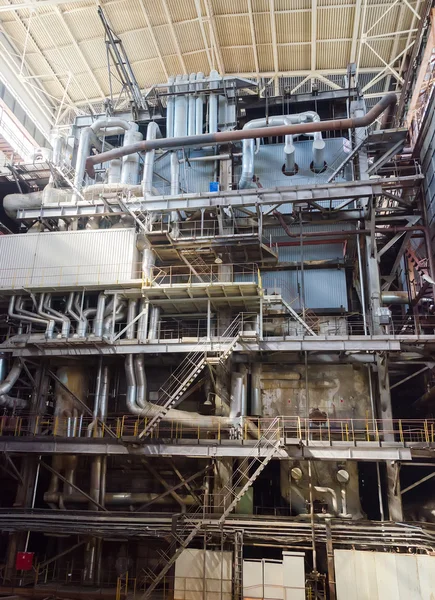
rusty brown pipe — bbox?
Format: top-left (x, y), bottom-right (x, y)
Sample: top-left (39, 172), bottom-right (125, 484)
top-left (85, 93), bottom-right (398, 177)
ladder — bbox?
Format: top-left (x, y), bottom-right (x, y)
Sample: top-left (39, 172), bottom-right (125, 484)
top-left (49, 163), bottom-right (85, 201)
top-left (138, 315), bottom-right (243, 439)
top-left (141, 418), bottom-right (282, 599)
top-left (233, 530), bottom-right (244, 600)
top-left (117, 196), bottom-right (149, 233)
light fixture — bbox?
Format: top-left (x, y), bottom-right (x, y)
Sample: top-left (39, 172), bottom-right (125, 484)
top-left (214, 256), bottom-right (223, 264)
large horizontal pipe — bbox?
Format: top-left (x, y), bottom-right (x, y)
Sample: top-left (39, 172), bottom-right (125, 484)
top-left (85, 93), bottom-right (398, 177)
top-left (44, 492), bottom-right (196, 506)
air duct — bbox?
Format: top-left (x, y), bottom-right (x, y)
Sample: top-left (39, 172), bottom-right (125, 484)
top-left (142, 122), bottom-right (162, 197)
top-left (0, 359), bottom-right (26, 408)
top-left (85, 93), bottom-right (398, 177)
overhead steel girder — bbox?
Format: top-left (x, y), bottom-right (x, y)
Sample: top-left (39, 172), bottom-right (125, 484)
top-left (5, 337), bottom-right (408, 357)
top-left (0, 438), bottom-right (415, 461)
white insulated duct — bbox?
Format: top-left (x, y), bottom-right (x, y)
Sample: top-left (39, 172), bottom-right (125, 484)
top-left (239, 112), bottom-right (323, 188)
top-left (208, 69), bottom-right (220, 134)
top-left (195, 72), bottom-right (204, 136)
top-left (166, 75), bottom-right (175, 138)
top-left (142, 122), bottom-right (161, 197)
top-left (188, 73), bottom-right (196, 137)
top-left (121, 123), bottom-right (143, 185)
top-left (0, 359), bottom-right (26, 408)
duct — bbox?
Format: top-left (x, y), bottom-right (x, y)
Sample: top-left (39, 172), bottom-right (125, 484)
top-left (174, 74), bottom-right (188, 138)
top-left (239, 112), bottom-right (321, 189)
top-left (85, 94), bottom-right (398, 177)
top-left (90, 118), bottom-right (131, 134)
top-left (148, 306), bottom-right (161, 340)
top-left (230, 373), bottom-right (244, 418)
top-left (50, 133), bottom-right (65, 167)
top-left (126, 300), bottom-right (137, 340)
top-left (66, 293), bottom-right (86, 338)
top-left (179, 153), bottom-right (242, 163)
top-left (142, 248), bottom-right (156, 284)
top-left (314, 486), bottom-right (338, 515)
top-left (166, 76), bottom-right (175, 138)
top-left (134, 355), bottom-right (147, 409)
top-left (83, 183), bottom-right (142, 198)
top-left (284, 135), bottom-right (296, 174)
top-left (37, 293), bottom-right (65, 339)
top-left (10, 296), bottom-right (55, 338)
top-left (195, 72), bottom-right (204, 136)
top-left (102, 299), bottom-right (127, 338)
top-left (107, 159), bottom-right (122, 184)
top-left (99, 366), bottom-right (109, 422)
top-left (251, 363), bottom-right (262, 416)
top-left (142, 122), bottom-right (162, 197)
top-left (381, 291), bottom-right (410, 305)
top-left (121, 124), bottom-right (143, 185)
top-left (170, 152), bottom-right (179, 196)
top-left (137, 300), bottom-right (149, 343)
top-left (93, 294), bottom-right (107, 337)
top-left (75, 118), bottom-right (131, 192)
top-left (188, 73), bottom-right (196, 137)
top-left (312, 132), bottom-right (326, 172)
top-left (209, 70), bottom-right (220, 134)
top-left (42, 294), bottom-right (71, 338)
top-left (3, 190), bottom-right (44, 219)
top-left (124, 356), bottom-right (241, 431)
top-left (0, 359), bottom-right (26, 408)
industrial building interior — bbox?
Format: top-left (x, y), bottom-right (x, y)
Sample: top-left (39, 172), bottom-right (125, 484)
top-left (1, 0), bottom-right (435, 598)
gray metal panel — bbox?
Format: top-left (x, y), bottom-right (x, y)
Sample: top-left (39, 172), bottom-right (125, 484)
top-left (277, 243), bottom-right (344, 262)
top-left (260, 268), bottom-right (348, 310)
top-left (0, 228), bottom-right (139, 290)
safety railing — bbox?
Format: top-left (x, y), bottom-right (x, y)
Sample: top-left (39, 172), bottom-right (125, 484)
top-left (146, 262), bottom-right (261, 287)
top-left (2, 414), bottom-right (435, 446)
top-left (145, 215), bottom-right (260, 239)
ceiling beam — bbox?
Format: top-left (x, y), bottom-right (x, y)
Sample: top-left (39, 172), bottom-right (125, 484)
top-left (138, 0), bottom-right (169, 80)
top-left (247, 0), bottom-right (259, 78)
top-left (54, 6), bottom-right (106, 100)
top-left (194, 0), bottom-right (213, 72)
top-left (203, 0), bottom-right (225, 74)
top-left (311, 0), bottom-right (317, 74)
top-left (161, 0), bottom-right (187, 74)
top-left (350, 0), bottom-right (362, 63)
top-left (400, 0), bottom-right (422, 74)
top-left (269, 0), bottom-right (279, 79)
top-left (362, 40), bottom-right (414, 92)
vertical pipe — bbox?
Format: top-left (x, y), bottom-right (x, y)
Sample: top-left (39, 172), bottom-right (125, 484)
top-left (121, 125), bottom-right (143, 185)
top-left (174, 75), bottom-right (188, 138)
top-left (188, 73), bottom-right (197, 137)
top-left (208, 70), bottom-right (220, 134)
top-left (138, 300), bottom-right (149, 344)
top-left (196, 73), bottom-right (204, 136)
top-left (166, 76), bottom-right (175, 138)
top-left (126, 299), bottom-right (137, 340)
top-left (357, 222), bottom-right (368, 335)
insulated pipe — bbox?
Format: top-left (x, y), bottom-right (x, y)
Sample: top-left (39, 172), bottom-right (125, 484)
top-left (137, 299), bottom-right (149, 343)
top-left (44, 491), bottom-right (195, 506)
top-left (142, 248), bottom-right (156, 284)
top-left (126, 300), bottom-right (137, 340)
top-left (107, 159), bottom-right (122, 184)
top-left (134, 355), bottom-right (147, 409)
top-left (85, 93), bottom-right (398, 177)
top-left (188, 73), bottom-right (197, 137)
top-left (124, 357), bottom-right (241, 430)
top-left (103, 300), bottom-right (126, 338)
top-left (314, 486), bottom-right (338, 515)
top-left (312, 132), bottom-right (326, 172)
top-left (0, 359), bottom-right (26, 408)
top-left (93, 294), bottom-right (107, 337)
top-left (43, 294), bottom-right (71, 338)
top-left (142, 122), bottom-right (162, 197)
top-left (166, 76), bottom-right (175, 138)
top-left (174, 75), bottom-right (188, 138)
top-left (10, 296), bottom-right (55, 338)
top-left (121, 124), bottom-right (143, 185)
top-left (195, 72), bottom-right (204, 136)
top-left (239, 113), bottom-right (321, 189)
top-left (284, 134), bottom-right (296, 174)
top-left (208, 70), bottom-right (220, 134)
top-left (38, 294), bottom-right (65, 339)
top-left (148, 306), bottom-right (161, 340)
top-left (381, 291), bottom-right (410, 305)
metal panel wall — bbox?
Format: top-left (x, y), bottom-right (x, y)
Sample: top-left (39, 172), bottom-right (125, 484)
top-left (335, 550), bottom-right (435, 600)
top-left (243, 555), bottom-right (305, 600)
top-left (175, 548), bottom-right (232, 600)
top-left (261, 268), bottom-right (348, 311)
top-left (0, 228), bottom-right (139, 290)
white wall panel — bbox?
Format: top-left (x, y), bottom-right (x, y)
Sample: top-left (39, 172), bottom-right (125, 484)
top-left (0, 228), bottom-right (139, 290)
top-left (243, 556), bottom-right (305, 600)
top-left (175, 548), bottom-right (232, 600)
top-left (335, 550), bottom-right (435, 600)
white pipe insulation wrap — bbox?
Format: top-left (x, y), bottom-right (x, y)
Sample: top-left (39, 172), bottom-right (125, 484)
top-left (188, 72), bottom-right (197, 137)
top-left (0, 359), bottom-right (27, 408)
top-left (142, 121), bottom-right (162, 197)
top-left (238, 112), bottom-right (323, 188)
top-left (166, 75), bottom-right (175, 138)
top-left (121, 124), bottom-right (143, 185)
top-left (284, 134), bottom-right (296, 174)
top-left (195, 72), bottom-right (204, 136)
top-left (314, 486), bottom-right (339, 515)
top-left (208, 69), bottom-right (220, 134)
top-left (74, 117), bottom-right (133, 192)
top-left (174, 74), bottom-right (188, 138)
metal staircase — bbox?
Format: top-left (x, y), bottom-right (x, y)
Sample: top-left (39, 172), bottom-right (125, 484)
top-left (141, 418), bottom-right (282, 599)
top-left (178, 249), bottom-right (218, 283)
top-left (138, 315), bottom-right (243, 439)
top-left (264, 293), bottom-right (318, 336)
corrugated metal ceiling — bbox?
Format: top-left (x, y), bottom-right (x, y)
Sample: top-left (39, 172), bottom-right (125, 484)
top-left (0, 0), bottom-right (425, 117)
